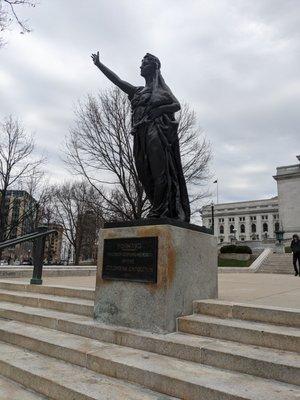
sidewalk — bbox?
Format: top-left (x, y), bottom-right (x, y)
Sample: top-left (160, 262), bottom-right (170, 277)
top-left (218, 273), bottom-right (300, 309)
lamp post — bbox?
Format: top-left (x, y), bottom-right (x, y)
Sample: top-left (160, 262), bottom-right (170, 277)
top-left (233, 228), bottom-right (237, 244)
top-left (275, 229), bottom-right (285, 253)
top-left (211, 202), bottom-right (214, 235)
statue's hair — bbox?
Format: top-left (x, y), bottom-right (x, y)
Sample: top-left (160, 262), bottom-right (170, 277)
top-left (144, 53), bottom-right (161, 69)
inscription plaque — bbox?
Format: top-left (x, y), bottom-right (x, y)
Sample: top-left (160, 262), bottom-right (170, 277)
top-left (102, 237), bottom-right (158, 283)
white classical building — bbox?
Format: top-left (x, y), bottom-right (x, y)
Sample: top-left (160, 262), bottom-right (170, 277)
top-left (202, 155), bottom-right (300, 244)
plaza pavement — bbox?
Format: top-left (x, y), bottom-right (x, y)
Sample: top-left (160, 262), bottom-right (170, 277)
top-left (12, 272), bottom-right (300, 310)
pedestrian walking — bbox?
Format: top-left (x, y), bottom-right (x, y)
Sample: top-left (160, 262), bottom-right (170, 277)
top-left (290, 234), bottom-right (300, 276)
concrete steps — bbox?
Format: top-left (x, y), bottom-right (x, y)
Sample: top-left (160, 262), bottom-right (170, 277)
top-left (0, 288), bottom-right (94, 316)
top-left (0, 341), bottom-right (177, 400)
top-left (0, 284), bottom-right (299, 399)
top-left (178, 314), bottom-right (300, 352)
top-left (0, 320), bottom-right (299, 399)
top-left (0, 279), bottom-right (95, 300)
top-left (0, 375), bottom-right (48, 399)
top-left (193, 299), bottom-right (300, 327)
top-left (0, 317), bottom-right (299, 387)
top-left (258, 253), bottom-right (295, 274)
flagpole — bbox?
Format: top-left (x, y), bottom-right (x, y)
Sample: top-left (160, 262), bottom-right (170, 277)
top-left (213, 179), bottom-right (219, 204)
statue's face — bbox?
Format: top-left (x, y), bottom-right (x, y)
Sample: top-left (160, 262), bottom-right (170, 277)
top-left (140, 57), bottom-right (156, 77)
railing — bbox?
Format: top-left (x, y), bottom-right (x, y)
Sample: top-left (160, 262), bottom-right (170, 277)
top-left (0, 226), bottom-right (57, 285)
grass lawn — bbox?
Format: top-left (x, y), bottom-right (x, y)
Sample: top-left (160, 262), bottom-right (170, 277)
top-left (218, 257), bottom-right (255, 268)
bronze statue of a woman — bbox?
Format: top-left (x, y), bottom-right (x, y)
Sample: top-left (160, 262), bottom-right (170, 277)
top-left (91, 51), bottom-right (190, 222)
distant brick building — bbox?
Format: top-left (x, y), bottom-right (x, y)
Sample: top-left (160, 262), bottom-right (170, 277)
top-left (77, 210), bottom-right (99, 263)
top-left (44, 223), bottom-right (64, 264)
top-left (1, 190), bottom-right (37, 261)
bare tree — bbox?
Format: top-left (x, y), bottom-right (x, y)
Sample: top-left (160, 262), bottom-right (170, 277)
top-left (0, 115), bottom-right (44, 251)
top-left (51, 181), bottom-right (104, 265)
top-left (0, 0), bottom-right (37, 47)
top-left (65, 87), bottom-right (212, 221)
top-left (177, 103), bottom-right (212, 210)
top-left (66, 88), bottom-right (145, 221)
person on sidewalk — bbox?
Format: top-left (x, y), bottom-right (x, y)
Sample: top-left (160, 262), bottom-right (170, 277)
top-left (290, 234), bottom-right (300, 276)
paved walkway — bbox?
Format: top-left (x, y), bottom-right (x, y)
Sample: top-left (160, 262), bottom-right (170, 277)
top-left (218, 273), bottom-right (300, 309)
top-left (12, 272), bottom-right (300, 309)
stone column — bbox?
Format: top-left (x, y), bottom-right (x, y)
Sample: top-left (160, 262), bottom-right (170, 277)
top-left (245, 215), bottom-right (251, 241)
top-left (269, 214), bottom-right (274, 239)
top-left (257, 215), bottom-right (262, 240)
top-left (224, 217), bottom-right (229, 243)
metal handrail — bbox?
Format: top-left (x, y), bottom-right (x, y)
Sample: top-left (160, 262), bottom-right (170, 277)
top-left (0, 229), bottom-right (57, 250)
top-left (0, 226), bottom-right (57, 285)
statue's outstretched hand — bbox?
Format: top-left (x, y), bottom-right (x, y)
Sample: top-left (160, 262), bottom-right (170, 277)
top-left (91, 51), bottom-right (100, 67)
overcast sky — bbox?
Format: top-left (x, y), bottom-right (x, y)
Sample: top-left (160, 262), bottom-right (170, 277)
top-left (1, 0), bottom-right (299, 206)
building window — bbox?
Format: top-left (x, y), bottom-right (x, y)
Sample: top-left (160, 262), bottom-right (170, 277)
top-left (275, 222), bottom-right (280, 232)
top-left (218, 218), bottom-right (224, 223)
top-left (250, 216), bottom-right (256, 221)
top-left (240, 224), bottom-right (245, 233)
top-left (239, 217), bottom-right (245, 221)
top-left (220, 238), bottom-right (224, 243)
top-left (263, 223), bottom-right (268, 232)
top-left (230, 224), bottom-right (235, 234)
top-left (219, 225), bottom-right (224, 234)
top-left (251, 223), bottom-right (256, 233)
top-left (241, 237), bottom-right (245, 241)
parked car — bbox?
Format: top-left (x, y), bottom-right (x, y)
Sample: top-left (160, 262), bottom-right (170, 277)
top-left (0, 260), bottom-right (8, 266)
top-left (21, 259), bottom-right (32, 265)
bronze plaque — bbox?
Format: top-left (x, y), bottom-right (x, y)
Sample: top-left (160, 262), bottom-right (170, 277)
top-left (102, 237), bottom-right (158, 283)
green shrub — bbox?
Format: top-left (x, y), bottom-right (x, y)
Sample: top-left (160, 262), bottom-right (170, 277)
top-left (235, 245), bottom-right (252, 254)
top-left (285, 246), bottom-right (292, 253)
top-left (220, 245), bottom-right (252, 254)
top-left (220, 245), bottom-right (237, 253)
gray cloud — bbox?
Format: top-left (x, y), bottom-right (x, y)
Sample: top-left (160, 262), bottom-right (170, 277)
top-left (0, 0), bottom-right (299, 206)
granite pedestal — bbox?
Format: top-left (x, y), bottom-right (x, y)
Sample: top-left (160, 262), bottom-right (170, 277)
top-left (94, 220), bottom-right (218, 333)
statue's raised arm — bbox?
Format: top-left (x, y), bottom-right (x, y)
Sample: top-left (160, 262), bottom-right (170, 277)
top-left (91, 51), bottom-right (137, 97)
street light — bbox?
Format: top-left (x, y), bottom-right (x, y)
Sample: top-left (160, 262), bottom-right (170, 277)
top-left (275, 229), bottom-right (285, 253)
top-left (275, 229), bottom-right (285, 244)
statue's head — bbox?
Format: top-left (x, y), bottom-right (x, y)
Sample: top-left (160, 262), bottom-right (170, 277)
top-left (140, 53), bottom-right (161, 77)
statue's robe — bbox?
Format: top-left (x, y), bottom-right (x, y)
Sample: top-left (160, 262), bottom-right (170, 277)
top-left (129, 83), bottom-right (190, 222)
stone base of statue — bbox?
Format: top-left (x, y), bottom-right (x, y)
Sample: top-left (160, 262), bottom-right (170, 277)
top-left (94, 219), bottom-right (218, 333)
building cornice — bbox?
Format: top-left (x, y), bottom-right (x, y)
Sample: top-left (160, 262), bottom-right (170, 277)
top-left (202, 208), bottom-right (279, 218)
top-left (273, 171), bottom-right (300, 181)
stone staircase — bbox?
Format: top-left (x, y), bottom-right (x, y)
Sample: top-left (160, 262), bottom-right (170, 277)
top-left (258, 253), bottom-right (295, 274)
top-left (0, 280), bottom-right (299, 399)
